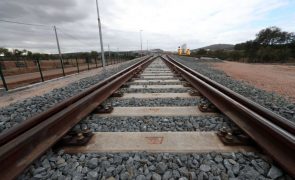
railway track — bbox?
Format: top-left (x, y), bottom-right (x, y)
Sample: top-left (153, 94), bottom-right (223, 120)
top-left (0, 55), bottom-right (294, 179)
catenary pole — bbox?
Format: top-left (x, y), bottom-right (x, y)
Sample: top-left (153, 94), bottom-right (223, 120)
top-left (53, 26), bottom-right (65, 76)
top-left (96, 0), bottom-right (106, 67)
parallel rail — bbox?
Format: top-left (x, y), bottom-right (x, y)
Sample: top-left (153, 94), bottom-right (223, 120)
top-left (0, 56), bottom-right (154, 180)
top-left (163, 55), bottom-right (295, 177)
top-left (0, 54), bottom-right (294, 179)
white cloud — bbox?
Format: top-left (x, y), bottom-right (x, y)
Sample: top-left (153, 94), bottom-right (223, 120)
top-left (97, 0), bottom-right (290, 49)
top-left (0, 0), bottom-right (292, 52)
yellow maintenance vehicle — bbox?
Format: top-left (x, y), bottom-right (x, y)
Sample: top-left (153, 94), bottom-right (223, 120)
top-left (177, 47), bottom-right (183, 55)
top-left (185, 48), bottom-right (190, 56)
top-left (178, 44), bottom-right (190, 56)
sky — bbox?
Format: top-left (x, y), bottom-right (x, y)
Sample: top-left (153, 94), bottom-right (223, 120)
top-left (0, 0), bottom-right (295, 53)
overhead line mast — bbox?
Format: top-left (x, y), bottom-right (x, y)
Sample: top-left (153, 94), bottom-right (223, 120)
top-left (96, 0), bottom-right (106, 67)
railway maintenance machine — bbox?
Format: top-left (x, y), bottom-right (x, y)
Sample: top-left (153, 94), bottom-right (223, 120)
top-left (178, 44), bottom-right (190, 56)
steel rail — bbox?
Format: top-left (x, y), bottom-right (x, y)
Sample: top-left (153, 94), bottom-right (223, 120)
top-left (0, 56), bottom-right (154, 180)
top-left (0, 55), bottom-right (152, 146)
top-left (162, 56), bottom-right (295, 177)
top-left (165, 55), bottom-right (295, 134)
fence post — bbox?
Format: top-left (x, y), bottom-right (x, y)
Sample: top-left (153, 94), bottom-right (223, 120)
top-left (86, 57), bottom-right (90, 70)
top-left (95, 57), bottom-right (98, 68)
top-left (60, 58), bottom-right (65, 76)
top-left (36, 58), bottom-right (44, 82)
top-left (75, 57), bottom-right (80, 73)
top-left (0, 62), bottom-right (8, 91)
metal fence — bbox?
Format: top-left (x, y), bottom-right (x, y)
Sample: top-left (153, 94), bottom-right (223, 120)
top-left (0, 54), bottom-right (135, 91)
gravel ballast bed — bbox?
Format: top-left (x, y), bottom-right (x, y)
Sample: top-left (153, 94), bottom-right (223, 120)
top-left (173, 56), bottom-right (295, 122)
top-left (102, 97), bottom-right (200, 107)
top-left (139, 77), bottom-right (176, 80)
top-left (0, 59), bottom-right (142, 133)
top-left (75, 115), bottom-right (236, 132)
top-left (127, 81), bottom-right (183, 85)
top-left (19, 150), bottom-right (289, 179)
top-left (120, 88), bottom-right (190, 93)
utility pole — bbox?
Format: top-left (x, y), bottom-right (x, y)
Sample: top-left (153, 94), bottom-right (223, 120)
top-left (53, 26), bottom-right (65, 76)
top-left (147, 40), bottom-right (149, 53)
top-left (140, 30), bottom-right (143, 57)
top-left (96, 0), bottom-right (106, 67)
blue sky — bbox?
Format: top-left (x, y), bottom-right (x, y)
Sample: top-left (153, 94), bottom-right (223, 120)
top-left (251, 1), bottom-right (295, 32)
top-left (0, 0), bottom-right (295, 52)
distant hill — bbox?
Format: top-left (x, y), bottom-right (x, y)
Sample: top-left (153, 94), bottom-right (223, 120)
top-left (192, 44), bottom-right (234, 51)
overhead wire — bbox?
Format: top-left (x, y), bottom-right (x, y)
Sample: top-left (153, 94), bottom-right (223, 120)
top-left (0, 19), bottom-right (51, 27)
top-left (0, 19), bottom-right (99, 52)
top-left (57, 28), bottom-right (96, 48)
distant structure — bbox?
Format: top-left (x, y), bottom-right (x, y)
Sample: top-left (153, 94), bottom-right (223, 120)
top-left (181, 44), bottom-right (187, 53)
top-left (177, 47), bottom-right (182, 55)
top-left (178, 44), bottom-right (190, 56)
top-left (150, 49), bottom-right (164, 54)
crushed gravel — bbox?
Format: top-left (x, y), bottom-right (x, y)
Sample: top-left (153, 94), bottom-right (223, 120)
top-left (0, 59), bottom-right (142, 133)
top-left (74, 115), bottom-right (237, 132)
top-left (120, 88), bottom-right (190, 93)
top-left (19, 150), bottom-right (290, 179)
top-left (172, 55), bottom-right (295, 122)
top-left (127, 81), bottom-right (183, 85)
top-left (102, 97), bottom-right (200, 107)
top-left (139, 77), bottom-right (176, 80)
top-left (15, 57), bottom-right (291, 179)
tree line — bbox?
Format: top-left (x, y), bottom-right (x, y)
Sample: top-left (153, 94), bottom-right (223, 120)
top-left (0, 48), bottom-right (138, 61)
top-left (191, 26), bottom-right (295, 63)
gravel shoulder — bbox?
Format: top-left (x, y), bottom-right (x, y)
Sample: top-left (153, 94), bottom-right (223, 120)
top-left (173, 56), bottom-right (295, 122)
top-left (0, 58), bottom-right (142, 133)
top-left (0, 61), bottom-right (138, 108)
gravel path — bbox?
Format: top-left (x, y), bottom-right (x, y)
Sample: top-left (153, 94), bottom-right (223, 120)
top-left (172, 55), bottom-right (295, 122)
top-left (19, 150), bottom-right (289, 179)
top-left (75, 115), bottom-right (236, 132)
top-left (0, 58), bottom-right (143, 133)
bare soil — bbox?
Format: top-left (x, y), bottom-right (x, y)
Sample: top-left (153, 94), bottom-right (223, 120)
top-left (0, 64), bottom-right (98, 89)
top-left (212, 61), bottom-right (295, 102)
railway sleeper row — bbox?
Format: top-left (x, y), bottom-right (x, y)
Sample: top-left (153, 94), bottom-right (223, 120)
top-left (0, 56), bottom-right (292, 179)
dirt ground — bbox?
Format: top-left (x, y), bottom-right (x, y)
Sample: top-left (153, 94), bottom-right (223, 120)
top-left (0, 60), bottom-right (136, 108)
top-left (0, 64), bottom-right (97, 89)
top-left (212, 61), bottom-right (295, 102)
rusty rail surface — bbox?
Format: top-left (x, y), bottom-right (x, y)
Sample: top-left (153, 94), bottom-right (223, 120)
top-left (0, 56), bottom-right (154, 180)
top-left (162, 55), bottom-right (295, 177)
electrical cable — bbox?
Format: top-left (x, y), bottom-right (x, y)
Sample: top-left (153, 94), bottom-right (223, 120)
top-left (0, 19), bottom-right (51, 27)
top-left (0, 19), bottom-right (100, 53)
top-left (57, 28), bottom-right (98, 48)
